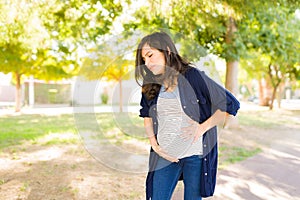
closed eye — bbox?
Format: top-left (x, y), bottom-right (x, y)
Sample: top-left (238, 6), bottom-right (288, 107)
top-left (142, 50), bottom-right (153, 61)
top-left (142, 54), bottom-right (152, 61)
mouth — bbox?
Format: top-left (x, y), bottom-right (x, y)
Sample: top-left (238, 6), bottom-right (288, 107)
top-left (147, 65), bottom-right (156, 71)
top-left (147, 65), bottom-right (164, 75)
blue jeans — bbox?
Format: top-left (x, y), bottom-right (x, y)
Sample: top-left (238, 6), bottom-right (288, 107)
top-left (152, 155), bottom-right (202, 200)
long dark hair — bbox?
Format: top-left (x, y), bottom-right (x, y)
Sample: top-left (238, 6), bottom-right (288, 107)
top-left (135, 31), bottom-right (191, 100)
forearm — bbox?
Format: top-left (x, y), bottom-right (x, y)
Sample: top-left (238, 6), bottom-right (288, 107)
top-left (144, 117), bottom-right (158, 146)
top-left (201, 109), bottom-right (228, 132)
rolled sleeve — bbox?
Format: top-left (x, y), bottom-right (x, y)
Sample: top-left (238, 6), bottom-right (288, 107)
top-left (202, 73), bottom-right (240, 116)
top-left (190, 68), bottom-right (240, 116)
top-left (223, 90), bottom-right (240, 116)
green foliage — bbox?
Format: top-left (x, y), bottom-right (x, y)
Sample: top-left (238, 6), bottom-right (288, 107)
top-left (124, 0), bottom-right (299, 80)
top-left (0, 0), bottom-right (127, 111)
top-left (239, 2), bottom-right (300, 108)
top-left (241, 2), bottom-right (300, 67)
top-left (124, 0), bottom-right (249, 61)
top-left (101, 93), bottom-right (109, 104)
top-left (0, 0), bottom-right (44, 75)
top-left (80, 34), bottom-right (135, 81)
top-left (0, 0), bottom-right (127, 78)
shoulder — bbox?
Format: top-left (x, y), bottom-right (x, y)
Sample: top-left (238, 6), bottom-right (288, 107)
top-left (183, 66), bottom-right (206, 84)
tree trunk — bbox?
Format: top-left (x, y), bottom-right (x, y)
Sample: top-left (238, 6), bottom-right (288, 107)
top-left (269, 86), bottom-right (276, 110)
top-left (258, 78), bottom-right (272, 106)
top-left (267, 64), bottom-right (282, 110)
top-left (224, 61), bottom-right (239, 128)
top-left (269, 81), bottom-right (281, 110)
top-left (119, 79), bottom-right (123, 113)
top-left (224, 16), bottom-right (239, 95)
top-left (224, 17), bottom-right (239, 128)
top-left (225, 61), bottom-right (239, 95)
top-left (15, 72), bottom-right (22, 112)
top-left (258, 79), bottom-right (265, 105)
top-left (276, 83), bottom-right (284, 109)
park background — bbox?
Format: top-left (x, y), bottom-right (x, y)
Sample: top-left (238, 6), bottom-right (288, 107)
top-left (0, 0), bottom-right (300, 199)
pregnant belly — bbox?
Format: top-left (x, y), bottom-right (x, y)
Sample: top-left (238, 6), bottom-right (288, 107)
top-left (158, 133), bottom-right (194, 158)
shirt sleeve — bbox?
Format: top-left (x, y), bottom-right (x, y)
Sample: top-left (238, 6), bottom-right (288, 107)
top-left (139, 92), bottom-right (150, 118)
top-left (192, 68), bottom-right (240, 116)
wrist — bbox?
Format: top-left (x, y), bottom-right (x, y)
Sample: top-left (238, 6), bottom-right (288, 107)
top-left (199, 121), bottom-right (209, 133)
top-left (149, 136), bottom-right (158, 147)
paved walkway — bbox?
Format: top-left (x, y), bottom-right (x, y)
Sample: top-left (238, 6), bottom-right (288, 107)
top-left (207, 129), bottom-right (300, 200)
top-left (172, 129), bottom-right (300, 200)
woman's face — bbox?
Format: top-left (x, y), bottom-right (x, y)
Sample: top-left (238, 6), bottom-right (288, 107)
top-left (141, 44), bottom-right (166, 75)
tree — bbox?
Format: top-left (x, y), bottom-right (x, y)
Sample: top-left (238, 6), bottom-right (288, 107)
top-left (124, 0), bottom-right (249, 95)
top-left (81, 35), bottom-right (135, 112)
top-left (0, 0), bottom-right (50, 111)
top-left (124, 0), bottom-right (299, 112)
top-left (240, 2), bottom-right (300, 109)
top-left (240, 52), bottom-right (272, 105)
top-left (125, 0), bottom-right (299, 89)
top-left (0, 0), bottom-right (126, 111)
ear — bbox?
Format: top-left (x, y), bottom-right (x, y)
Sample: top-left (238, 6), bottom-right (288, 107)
top-left (167, 46), bottom-right (171, 55)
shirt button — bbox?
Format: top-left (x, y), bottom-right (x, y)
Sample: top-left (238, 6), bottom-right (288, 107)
top-left (203, 144), bottom-right (207, 147)
top-left (183, 106), bottom-right (186, 109)
top-left (205, 173), bottom-right (208, 176)
top-left (154, 122), bottom-right (157, 125)
top-left (204, 158), bottom-right (207, 161)
top-left (153, 108), bottom-right (156, 111)
top-left (197, 99), bottom-right (199, 102)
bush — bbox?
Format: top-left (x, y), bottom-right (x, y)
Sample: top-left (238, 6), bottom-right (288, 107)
top-left (101, 93), bottom-right (109, 104)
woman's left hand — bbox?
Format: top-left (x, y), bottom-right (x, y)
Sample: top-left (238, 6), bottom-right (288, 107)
top-left (180, 119), bottom-right (207, 143)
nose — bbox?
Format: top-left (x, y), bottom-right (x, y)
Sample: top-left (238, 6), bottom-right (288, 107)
top-left (144, 57), bottom-right (150, 66)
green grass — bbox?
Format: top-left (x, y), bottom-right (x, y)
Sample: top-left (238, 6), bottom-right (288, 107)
top-left (0, 114), bottom-right (76, 149)
top-left (0, 113), bottom-right (145, 150)
top-left (219, 146), bottom-right (262, 169)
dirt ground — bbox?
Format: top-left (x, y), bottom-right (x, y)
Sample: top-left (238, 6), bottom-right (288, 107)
top-left (0, 106), bottom-right (299, 200)
top-left (0, 141), bottom-right (148, 200)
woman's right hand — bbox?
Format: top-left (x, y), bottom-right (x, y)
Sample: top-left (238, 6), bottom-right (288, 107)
top-left (144, 118), bottom-right (179, 163)
top-left (152, 144), bottom-right (179, 163)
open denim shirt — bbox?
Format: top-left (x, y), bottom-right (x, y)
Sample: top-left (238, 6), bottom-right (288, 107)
top-left (139, 67), bottom-right (240, 199)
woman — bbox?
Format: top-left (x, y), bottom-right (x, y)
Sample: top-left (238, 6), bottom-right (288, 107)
top-left (135, 31), bottom-right (240, 200)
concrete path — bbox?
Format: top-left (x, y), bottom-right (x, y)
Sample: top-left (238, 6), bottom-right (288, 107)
top-left (207, 128), bottom-right (300, 200)
top-left (172, 129), bottom-right (300, 200)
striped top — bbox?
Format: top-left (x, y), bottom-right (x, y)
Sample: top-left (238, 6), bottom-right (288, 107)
top-left (157, 85), bottom-right (203, 159)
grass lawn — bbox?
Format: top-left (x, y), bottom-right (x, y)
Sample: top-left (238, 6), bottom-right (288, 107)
top-left (1, 107), bottom-right (298, 162)
top-left (0, 114), bottom-right (77, 149)
top-left (1, 108), bottom-right (294, 165)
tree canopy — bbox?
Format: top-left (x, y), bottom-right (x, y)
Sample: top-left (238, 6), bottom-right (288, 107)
top-left (0, 0), bottom-right (127, 111)
top-left (123, 0), bottom-right (300, 109)
top-left (0, 0), bottom-right (299, 111)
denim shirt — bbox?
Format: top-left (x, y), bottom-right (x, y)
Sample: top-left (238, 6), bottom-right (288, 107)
top-left (139, 67), bottom-right (240, 199)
